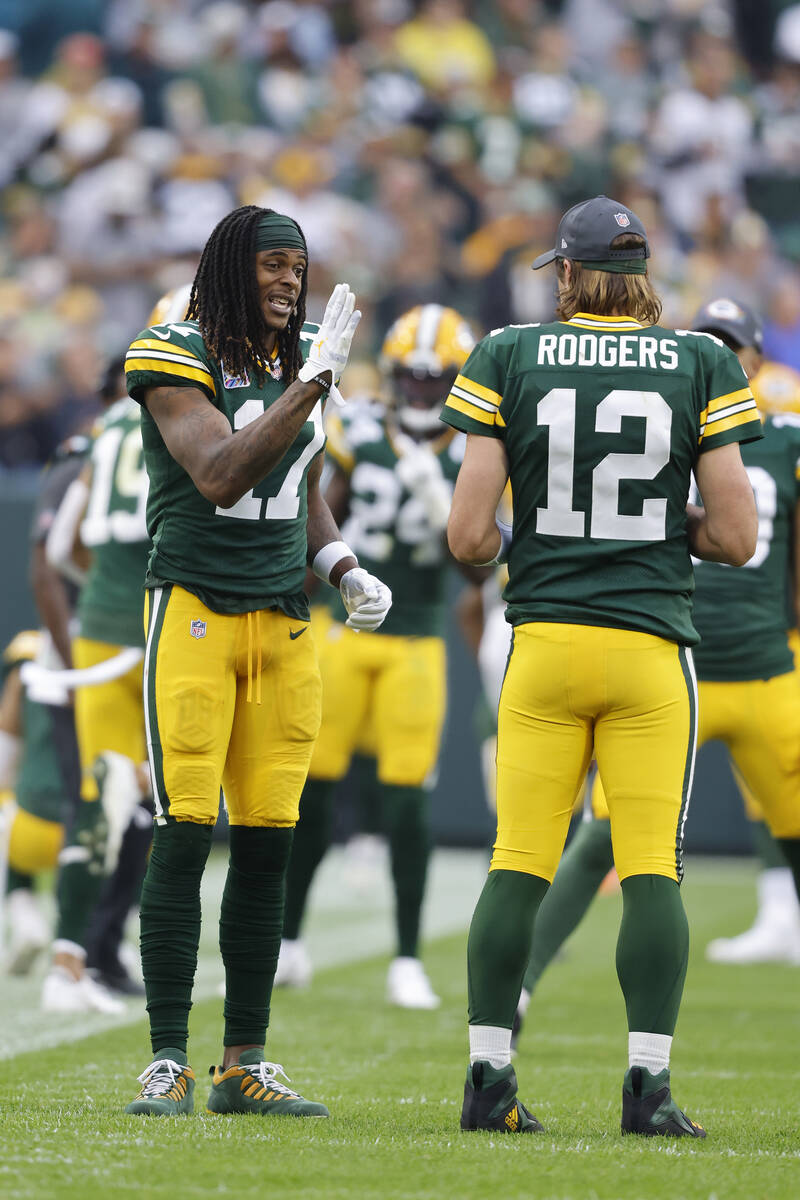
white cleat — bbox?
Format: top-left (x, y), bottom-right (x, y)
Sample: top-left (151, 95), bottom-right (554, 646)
top-left (5, 889), bottom-right (49, 975)
top-left (705, 917), bottom-right (800, 965)
top-left (273, 939), bottom-right (313, 988)
top-left (386, 956), bottom-right (440, 1009)
top-left (42, 965), bottom-right (125, 1014)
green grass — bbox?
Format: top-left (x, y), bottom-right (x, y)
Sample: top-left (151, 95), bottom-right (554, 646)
top-left (2, 858), bottom-right (800, 1200)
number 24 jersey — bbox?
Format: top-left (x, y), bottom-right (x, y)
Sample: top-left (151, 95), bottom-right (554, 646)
top-left (441, 312), bottom-right (763, 645)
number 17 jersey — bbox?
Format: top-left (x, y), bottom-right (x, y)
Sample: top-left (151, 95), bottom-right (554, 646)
top-left (441, 312), bottom-right (763, 645)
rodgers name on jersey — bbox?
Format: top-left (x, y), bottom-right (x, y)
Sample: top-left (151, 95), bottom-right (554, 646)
top-left (442, 314), bottom-right (762, 645)
top-left (125, 319), bottom-right (324, 618)
top-left (325, 404), bottom-right (464, 637)
top-left (693, 413), bottom-right (800, 681)
top-left (79, 397), bottom-right (150, 649)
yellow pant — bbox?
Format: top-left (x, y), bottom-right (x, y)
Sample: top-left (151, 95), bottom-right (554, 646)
top-left (4, 801), bottom-right (63, 873)
top-left (145, 586), bottom-right (321, 826)
top-left (591, 668), bottom-right (800, 838)
top-left (494, 623), bottom-right (696, 884)
top-left (309, 620), bottom-right (446, 786)
top-left (72, 637), bottom-right (146, 801)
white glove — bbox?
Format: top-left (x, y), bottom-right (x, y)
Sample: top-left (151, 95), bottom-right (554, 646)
top-left (339, 566), bottom-right (392, 632)
top-left (395, 440), bottom-right (451, 532)
top-left (298, 282), bottom-right (361, 406)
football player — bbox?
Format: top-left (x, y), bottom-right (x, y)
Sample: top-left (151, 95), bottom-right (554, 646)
top-left (444, 198), bottom-right (761, 1136)
top-left (513, 299), bottom-right (800, 1055)
top-left (276, 305), bottom-right (475, 1008)
top-left (122, 205), bottom-right (390, 1117)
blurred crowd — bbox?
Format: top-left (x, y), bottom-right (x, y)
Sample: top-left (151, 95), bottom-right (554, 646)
top-left (2, 0), bottom-right (800, 468)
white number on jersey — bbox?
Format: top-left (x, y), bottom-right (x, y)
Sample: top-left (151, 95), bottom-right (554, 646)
top-left (343, 460), bottom-right (449, 565)
top-left (82, 425), bottom-right (149, 546)
top-left (536, 387), bottom-right (672, 541)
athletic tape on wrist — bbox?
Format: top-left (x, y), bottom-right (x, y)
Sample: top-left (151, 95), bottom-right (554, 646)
top-left (312, 540), bottom-right (356, 583)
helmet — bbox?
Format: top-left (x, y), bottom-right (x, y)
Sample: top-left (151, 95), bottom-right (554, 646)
top-left (147, 282), bottom-right (192, 327)
top-left (380, 304), bottom-right (475, 435)
top-left (750, 362), bottom-right (800, 416)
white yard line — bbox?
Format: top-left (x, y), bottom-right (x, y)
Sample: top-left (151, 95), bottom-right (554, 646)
top-left (0, 846), bottom-right (487, 1061)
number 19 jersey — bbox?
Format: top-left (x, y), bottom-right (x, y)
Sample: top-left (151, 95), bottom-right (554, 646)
top-left (441, 312), bottom-right (762, 645)
top-left (125, 319), bottom-right (323, 617)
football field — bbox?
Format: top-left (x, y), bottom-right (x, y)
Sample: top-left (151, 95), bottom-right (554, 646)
top-left (2, 849), bottom-right (799, 1200)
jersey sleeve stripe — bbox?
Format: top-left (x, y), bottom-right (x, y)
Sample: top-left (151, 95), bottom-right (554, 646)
top-left (126, 347), bottom-right (213, 375)
top-left (125, 358), bottom-right (217, 394)
top-left (449, 384), bottom-right (497, 413)
top-left (445, 393), bottom-right (505, 427)
top-left (699, 398), bottom-right (759, 436)
top-left (129, 338), bottom-right (203, 360)
top-left (707, 386), bottom-right (752, 414)
top-left (453, 373), bottom-right (502, 406)
top-left (699, 408), bottom-right (761, 442)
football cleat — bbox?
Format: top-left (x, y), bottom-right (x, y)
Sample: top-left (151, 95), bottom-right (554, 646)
top-left (273, 938), bottom-right (313, 988)
top-left (41, 965), bottom-right (125, 1014)
top-left (621, 1066), bottom-right (706, 1138)
top-left (125, 1049), bottom-right (195, 1115)
top-left (460, 1061), bottom-right (543, 1133)
top-left (206, 1051), bottom-right (329, 1117)
top-left (5, 888), bottom-right (49, 975)
top-left (386, 956), bottom-right (440, 1009)
top-left (705, 917), bottom-right (800, 965)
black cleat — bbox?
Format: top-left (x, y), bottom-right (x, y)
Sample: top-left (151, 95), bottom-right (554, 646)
top-left (460, 1060), bottom-right (544, 1133)
top-left (621, 1066), bottom-right (706, 1138)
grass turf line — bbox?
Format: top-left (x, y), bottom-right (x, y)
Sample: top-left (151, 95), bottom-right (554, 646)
top-left (1, 860), bottom-right (800, 1200)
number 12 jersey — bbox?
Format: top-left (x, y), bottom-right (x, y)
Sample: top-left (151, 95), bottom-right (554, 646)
top-left (441, 312), bottom-right (763, 645)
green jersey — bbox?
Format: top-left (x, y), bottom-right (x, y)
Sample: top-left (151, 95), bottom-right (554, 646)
top-left (125, 320), bottom-right (324, 618)
top-left (3, 632), bottom-right (67, 825)
top-left (693, 414), bottom-right (800, 681)
top-left (78, 398), bottom-right (150, 648)
top-left (325, 403), bottom-right (463, 637)
top-left (441, 312), bottom-right (763, 645)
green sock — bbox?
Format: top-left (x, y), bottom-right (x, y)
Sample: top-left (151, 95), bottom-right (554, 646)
top-left (6, 867), bottom-right (34, 893)
top-left (523, 817), bottom-right (615, 995)
top-left (616, 874), bottom-right (689, 1035)
top-left (754, 821), bottom-right (789, 870)
top-left (382, 783), bottom-right (429, 959)
top-left (140, 820), bottom-right (213, 1055)
top-left (468, 868), bottom-right (549, 1027)
top-left (220, 825), bottom-right (293, 1047)
top-left (282, 777), bottom-right (335, 940)
top-left (776, 838), bottom-right (800, 902)
top-left (352, 756), bottom-right (382, 835)
top-left (55, 798), bottom-right (107, 946)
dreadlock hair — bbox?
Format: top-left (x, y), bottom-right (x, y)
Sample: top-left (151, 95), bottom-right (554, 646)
top-left (555, 233), bottom-right (662, 325)
top-left (187, 205), bottom-right (308, 386)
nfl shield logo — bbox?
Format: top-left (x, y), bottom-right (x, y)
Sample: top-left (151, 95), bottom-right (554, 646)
top-left (190, 619), bottom-right (207, 639)
top-left (614, 212), bottom-right (631, 227)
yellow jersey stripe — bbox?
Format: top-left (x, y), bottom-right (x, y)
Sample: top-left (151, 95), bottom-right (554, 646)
top-left (129, 338), bottom-right (203, 360)
top-left (453, 373), bottom-right (502, 407)
top-left (125, 348), bottom-right (213, 376)
top-left (125, 358), bottom-right (217, 394)
top-left (699, 408), bottom-right (760, 442)
top-left (704, 399), bottom-right (758, 427)
top-left (567, 318), bottom-right (643, 330)
top-left (707, 386), bottom-right (752, 415)
top-left (446, 393), bottom-right (505, 427)
top-left (571, 312), bottom-right (642, 324)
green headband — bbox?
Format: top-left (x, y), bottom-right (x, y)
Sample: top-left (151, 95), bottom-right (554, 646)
top-left (579, 258), bottom-right (648, 275)
top-left (255, 213), bottom-right (307, 254)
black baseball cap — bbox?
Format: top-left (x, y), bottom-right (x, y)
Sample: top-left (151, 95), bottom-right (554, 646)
top-left (532, 196), bottom-right (649, 270)
top-left (691, 298), bottom-right (763, 352)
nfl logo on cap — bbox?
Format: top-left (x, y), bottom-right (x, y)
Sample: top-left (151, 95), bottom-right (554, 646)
top-left (190, 619), bottom-right (207, 639)
top-left (614, 212), bottom-right (630, 227)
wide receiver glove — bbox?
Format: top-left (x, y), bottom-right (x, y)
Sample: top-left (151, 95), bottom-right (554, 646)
top-left (298, 282), bottom-right (361, 407)
top-left (394, 437), bottom-right (451, 533)
top-left (339, 567), bottom-right (392, 632)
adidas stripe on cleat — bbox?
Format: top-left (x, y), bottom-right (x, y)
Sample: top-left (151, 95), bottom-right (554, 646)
top-left (206, 1050), bottom-right (329, 1117)
top-left (125, 1049), bottom-right (195, 1115)
top-left (621, 1066), bottom-right (706, 1138)
top-left (460, 1061), bottom-right (543, 1133)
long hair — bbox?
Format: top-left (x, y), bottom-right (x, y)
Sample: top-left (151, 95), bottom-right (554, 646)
top-left (187, 205), bottom-right (308, 385)
top-left (555, 233), bottom-right (662, 325)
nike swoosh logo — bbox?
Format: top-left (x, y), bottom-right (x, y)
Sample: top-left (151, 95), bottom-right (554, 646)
top-left (150, 328), bottom-right (172, 339)
top-left (289, 627), bottom-right (307, 640)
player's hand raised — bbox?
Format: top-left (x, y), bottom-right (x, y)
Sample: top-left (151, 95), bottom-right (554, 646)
top-left (298, 282), bottom-right (361, 406)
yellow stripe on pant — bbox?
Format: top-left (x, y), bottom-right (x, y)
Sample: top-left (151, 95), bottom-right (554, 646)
top-left (493, 622), bottom-right (697, 884)
top-left (144, 586), bottom-right (322, 826)
top-left (590, 662), bottom-right (800, 839)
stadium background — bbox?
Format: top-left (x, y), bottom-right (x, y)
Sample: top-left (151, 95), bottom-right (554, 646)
top-left (2, 0), bottom-right (798, 853)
